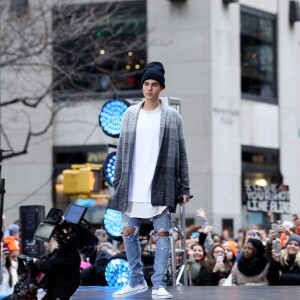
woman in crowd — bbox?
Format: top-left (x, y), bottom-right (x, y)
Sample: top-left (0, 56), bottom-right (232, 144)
top-left (231, 238), bottom-right (269, 285)
top-left (267, 234), bottom-right (300, 285)
top-left (187, 243), bottom-right (211, 285)
top-left (222, 240), bottom-right (238, 268)
top-left (0, 237), bottom-right (20, 295)
top-left (205, 243), bottom-right (231, 286)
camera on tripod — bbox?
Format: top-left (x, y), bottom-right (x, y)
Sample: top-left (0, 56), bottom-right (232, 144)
top-left (10, 204), bottom-right (98, 300)
top-left (33, 203), bottom-right (87, 245)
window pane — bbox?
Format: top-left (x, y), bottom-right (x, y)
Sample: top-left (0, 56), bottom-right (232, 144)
top-left (241, 7), bottom-right (277, 103)
top-left (52, 1), bottom-right (146, 94)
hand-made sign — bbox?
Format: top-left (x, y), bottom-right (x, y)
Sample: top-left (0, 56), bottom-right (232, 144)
top-left (244, 184), bottom-right (290, 214)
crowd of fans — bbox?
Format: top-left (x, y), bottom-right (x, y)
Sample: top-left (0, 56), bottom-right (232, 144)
top-left (1, 208), bottom-right (300, 297)
top-left (78, 207), bottom-right (300, 287)
top-left (181, 208), bottom-right (300, 286)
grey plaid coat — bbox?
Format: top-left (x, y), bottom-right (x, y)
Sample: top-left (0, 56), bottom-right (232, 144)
top-left (107, 99), bottom-right (190, 213)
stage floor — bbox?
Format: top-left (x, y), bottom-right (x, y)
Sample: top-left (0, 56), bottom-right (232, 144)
top-left (71, 285), bottom-right (299, 300)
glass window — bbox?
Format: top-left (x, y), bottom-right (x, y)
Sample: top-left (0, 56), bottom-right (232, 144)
top-left (241, 6), bottom-right (277, 104)
top-left (52, 1), bottom-right (146, 95)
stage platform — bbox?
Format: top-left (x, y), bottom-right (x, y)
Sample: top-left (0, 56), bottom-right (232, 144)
top-left (71, 285), bottom-right (298, 300)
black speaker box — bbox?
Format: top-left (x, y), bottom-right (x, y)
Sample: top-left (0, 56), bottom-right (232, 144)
top-left (19, 205), bottom-right (45, 258)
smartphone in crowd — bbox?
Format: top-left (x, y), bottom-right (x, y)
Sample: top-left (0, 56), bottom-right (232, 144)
top-left (248, 231), bottom-right (260, 238)
top-left (191, 232), bottom-right (199, 240)
top-left (271, 222), bottom-right (278, 235)
top-left (272, 239), bottom-right (281, 254)
top-left (2, 242), bottom-right (9, 255)
top-left (216, 255), bottom-right (223, 263)
top-left (292, 213), bottom-right (300, 234)
top-left (216, 255), bottom-right (225, 272)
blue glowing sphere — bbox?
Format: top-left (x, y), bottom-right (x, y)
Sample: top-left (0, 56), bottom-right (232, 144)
top-left (105, 258), bottom-right (130, 287)
top-left (104, 152), bottom-right (116, 187)
top-left (103, 208), bottom-right (123, 240)
top-left (99, 99), bottom-right (130, 138)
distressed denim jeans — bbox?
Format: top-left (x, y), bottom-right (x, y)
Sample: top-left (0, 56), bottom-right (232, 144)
top-left (122, 208), bottom-right (171, 289)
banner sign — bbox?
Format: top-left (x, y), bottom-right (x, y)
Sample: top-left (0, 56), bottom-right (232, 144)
top-left (244, 184), bottom-right (290, 214)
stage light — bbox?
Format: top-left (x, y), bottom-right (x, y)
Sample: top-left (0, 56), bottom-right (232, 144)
top-left (99, 99), bottom-right (131, 138)
top-left (103, 152), bottom-right (116, 187)
top-left (103, 208), bottom-right (123, 241)
top-left (105, 257), bottom-right (130, 287)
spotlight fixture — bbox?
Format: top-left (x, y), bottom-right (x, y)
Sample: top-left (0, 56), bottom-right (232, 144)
top-left (103, 208), bottom-right (123, 241)
top-left (99, 99), bottom-right (131, 138)
top-left (103, 152), bottom-right (116, 187)
top-left (105, 256), bottom-right (130, 287)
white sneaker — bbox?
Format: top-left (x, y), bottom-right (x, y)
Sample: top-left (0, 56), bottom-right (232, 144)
top-left (152, 287), bottom-right (173, 299)
top-left (113, 280), bottom-right (148, 297)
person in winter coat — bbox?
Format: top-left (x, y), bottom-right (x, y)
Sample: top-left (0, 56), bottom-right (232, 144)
top-left (31, 236), bottom-right (81, 300)
top-left (231, 238), bottom-right (269, 285)
top-left (205, 243), bottom-right (232, 286)
top-left (0, 238), bottom-right (20, 295)
top-left (187, 243), bottom-right (210, 286)
top-left (267, 234), bottom-right (300, 285)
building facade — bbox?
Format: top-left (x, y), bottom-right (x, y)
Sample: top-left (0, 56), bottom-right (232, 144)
top-left (1, 0), bottom-right (300, 235)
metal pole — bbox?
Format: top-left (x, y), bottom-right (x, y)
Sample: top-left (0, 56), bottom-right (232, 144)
top-left (0, 150), bottom-right (4, 239)
top-left (179, 203), bottom-right (188, 286)
top-left (170, 214), bottom-right (177, 286)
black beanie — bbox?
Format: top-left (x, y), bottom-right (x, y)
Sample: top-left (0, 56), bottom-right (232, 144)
top-left (141, 62), bottom-right (165, 88)
top-left (247, 238), bottom-right (265, 256)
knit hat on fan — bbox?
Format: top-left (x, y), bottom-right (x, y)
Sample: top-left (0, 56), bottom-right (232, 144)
top-left (141, 62), bottom-right (165, 88)
top-left (222, 240), bottom-right (238, 256)
top-left (7, 224), bottom-right (20, 235)
top-left (287, 234), bottom-right (300, 246)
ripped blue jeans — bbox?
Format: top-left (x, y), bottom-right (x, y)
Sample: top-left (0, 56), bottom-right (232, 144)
top-left (122, 208), bottom-right (171, 289)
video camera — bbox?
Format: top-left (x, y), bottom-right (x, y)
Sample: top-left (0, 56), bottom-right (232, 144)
top-left (33, 203), bottom-right (97, 249)
top-left (10, 204), bottom-right (98, 300)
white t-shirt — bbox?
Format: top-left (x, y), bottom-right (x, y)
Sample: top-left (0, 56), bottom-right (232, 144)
top-left (126, 104), bottom-right (166, 218)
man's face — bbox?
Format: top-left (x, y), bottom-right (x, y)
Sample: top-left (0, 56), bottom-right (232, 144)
top-left (142, 79), bottom-right (163, 101)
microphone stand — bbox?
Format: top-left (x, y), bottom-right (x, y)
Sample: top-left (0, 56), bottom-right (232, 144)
top-left (0, 149), bottom-right (12, 238)
top-left (0, 149), bottom-right (6, 284)
top-left (0, 149), bottom-right (6, 241)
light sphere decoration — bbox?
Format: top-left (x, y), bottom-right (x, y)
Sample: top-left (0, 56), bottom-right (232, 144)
top-left (103, 208), bottom-right (123, 240)
top-left (99, 99), bottom-right (130, 138)
top-left (105, 258), bottom-right (130, 287)
top-left (103, 151), bottom-right (116, 187)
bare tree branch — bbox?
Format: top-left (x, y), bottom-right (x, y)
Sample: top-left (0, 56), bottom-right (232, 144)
top-left (0, 0), bottom-right (146, 159)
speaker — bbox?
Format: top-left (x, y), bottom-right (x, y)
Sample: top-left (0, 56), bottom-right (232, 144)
top-left (19, 205), bottom-right (45, 258)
